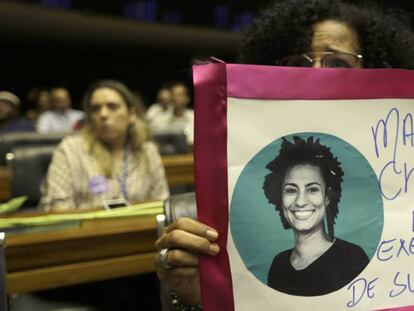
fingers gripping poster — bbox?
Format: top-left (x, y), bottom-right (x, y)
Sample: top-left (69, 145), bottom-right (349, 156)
top-left (193, 63), bottom-right (414, 311)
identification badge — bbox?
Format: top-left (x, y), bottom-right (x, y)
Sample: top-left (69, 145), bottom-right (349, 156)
top-left (88, 175), bottom-right (109, 195)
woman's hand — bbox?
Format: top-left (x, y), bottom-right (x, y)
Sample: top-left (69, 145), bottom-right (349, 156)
top-left (155, 217), bottom-right (220, 306)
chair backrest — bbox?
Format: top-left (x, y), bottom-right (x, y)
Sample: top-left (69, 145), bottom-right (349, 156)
top-left (8, 145), bottom-right (56, 207)
top-left (0, 132), bottom-right (67, 165)
top-left (152, 129), bottom-right (189, 155)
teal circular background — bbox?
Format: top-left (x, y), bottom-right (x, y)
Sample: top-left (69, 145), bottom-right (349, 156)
top-left (230, 132), bottom-right (383, 284)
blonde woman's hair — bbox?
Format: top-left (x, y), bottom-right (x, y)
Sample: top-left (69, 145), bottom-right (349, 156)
top-left (81, 80), bottom-right (152, 177)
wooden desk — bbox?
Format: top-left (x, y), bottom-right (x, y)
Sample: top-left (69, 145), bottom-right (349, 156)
top-left (0, 153), bottom-right (193, 293)
top-left (162, 153), bottom-right (194, 186)
top-left (5, 214), bottom-right (159, 293)
top-left (0, 153), bottom-right (194, 202)
top-left (0, 169), bottom-right (9, 203)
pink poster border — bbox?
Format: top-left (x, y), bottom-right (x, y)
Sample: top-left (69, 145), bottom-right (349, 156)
top-left (227, 64), bottom-right (414, 99)
top-left (193, 63), bottom-right (234, 311)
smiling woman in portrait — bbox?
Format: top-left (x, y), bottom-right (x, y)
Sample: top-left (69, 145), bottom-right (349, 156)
top-left (263, 136), bottom-right (368, 296)
top-left (40, 80), bottom-right (169, 211)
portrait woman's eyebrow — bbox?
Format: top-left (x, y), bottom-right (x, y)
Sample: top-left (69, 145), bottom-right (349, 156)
top-left (263, 136), bottom-right (369, 296)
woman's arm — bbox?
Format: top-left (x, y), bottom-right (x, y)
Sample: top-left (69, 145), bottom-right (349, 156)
top-left (39, 142), bottom-right (76, 211)
top-left (155, 217), bottom-right (220, 306)
top-left (144, 141), bottom-right (170, 201)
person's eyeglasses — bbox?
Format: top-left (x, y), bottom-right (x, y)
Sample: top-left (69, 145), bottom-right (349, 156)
top-left (277, 52), bottom-right (363, 68)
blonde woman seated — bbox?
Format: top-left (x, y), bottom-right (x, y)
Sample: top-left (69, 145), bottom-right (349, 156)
top-left (40, 80), bottom-right (169, 211)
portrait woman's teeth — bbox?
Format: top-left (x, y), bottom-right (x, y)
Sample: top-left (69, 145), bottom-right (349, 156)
top-left (293, 210), bottom-right (313, 220)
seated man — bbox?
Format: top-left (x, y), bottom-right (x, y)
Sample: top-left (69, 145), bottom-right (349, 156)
top-left (150, 82), bottom-right (194, 145)
top-left (0, 91), bottom-right (34, 133)
top-left (36, 87), bottom-right (84, 133)
top-left (146, 86), bottom-right (172, 125)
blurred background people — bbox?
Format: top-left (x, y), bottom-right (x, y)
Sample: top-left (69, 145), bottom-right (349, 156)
top-left (40, 80), bottom-right (169, 211)
top-left (25, 88), bottom-right (51, 125)
top-left (146, 85), bottom-right (172, 125)
top-left (132, 89), bottom-right (148, 118)
top-left (37, 86), bottom-right (84, 133)
top-left (150, 82), bottom-right (194, 144)
top-left (0, 91), bottom-right (34, 133)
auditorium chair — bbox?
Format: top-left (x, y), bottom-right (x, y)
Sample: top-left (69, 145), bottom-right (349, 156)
top-left (152, 129), bottom-right (189, 155)
top-left (7, 145), bottom-right (56, 209)
top-left (0, 132), bottom-right (68, 166)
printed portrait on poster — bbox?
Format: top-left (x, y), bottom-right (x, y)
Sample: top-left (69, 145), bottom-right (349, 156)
top-left (230, 133), bottom-right (383, 297)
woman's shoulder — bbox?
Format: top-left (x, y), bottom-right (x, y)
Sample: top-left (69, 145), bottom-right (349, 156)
top-left (55, 134), bottom-right (88, 154)
top-left (334, 238), bottom-right (364, 250)
top-left (58, 133), bottom-right (84, 145)
top-left (333, 238), bottom-right (369, 261)
top-left (141, 140), bottom-right (162, 155)
top-left (271, 248), bottom-right (293, 265)
top-left (268, 248), bottom-right (293, 277)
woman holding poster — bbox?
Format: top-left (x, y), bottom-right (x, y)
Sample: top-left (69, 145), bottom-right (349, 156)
top-left (155, 0), bottom-right (414, 309)
top-left (263, 136), bottom-right (368, 296)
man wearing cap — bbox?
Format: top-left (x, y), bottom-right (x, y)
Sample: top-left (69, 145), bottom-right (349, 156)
top-left (0, 91), bottom-right (34, 133)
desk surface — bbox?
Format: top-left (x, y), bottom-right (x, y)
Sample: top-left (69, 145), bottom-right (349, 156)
top-left (162, 153), bottom-right (194, 187)
top-left (0, 153), bottom-right (193, 293)
top-left (5, 214), bottom-right (159, 293)
top-left (0, 153), bottom-right (194, 203)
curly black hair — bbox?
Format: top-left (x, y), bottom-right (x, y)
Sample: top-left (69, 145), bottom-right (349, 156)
top-left (239, 0), bottom-right (414, 69)
top-left (263, 136), bottom-right (344, 240)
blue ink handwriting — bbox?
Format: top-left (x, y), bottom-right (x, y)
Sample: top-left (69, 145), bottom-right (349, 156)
top-left (372, 108), bottom-right (414, 200)
top-left (389, 271), bottom-right (414, 298)
top-left (376, 237), bottom-right (414, 262)
top-left (347, 277), bottom-right (378, 308)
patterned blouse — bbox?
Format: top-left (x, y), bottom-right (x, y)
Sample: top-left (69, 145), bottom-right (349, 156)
top-left (40, 134), bottom-right (169, 211)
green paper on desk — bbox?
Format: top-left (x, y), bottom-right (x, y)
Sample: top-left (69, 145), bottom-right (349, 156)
top-left (0, 201), bottom-right (163, 228)
top-left (0, 196), bottom-right (27, 215)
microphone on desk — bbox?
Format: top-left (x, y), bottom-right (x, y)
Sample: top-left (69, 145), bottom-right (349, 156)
top-left (156, 214), bottom-right (166, 238)
top-left (0, 232), bottom-right (7, 311)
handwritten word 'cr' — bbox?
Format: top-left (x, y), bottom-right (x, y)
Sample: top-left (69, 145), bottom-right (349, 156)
top-left (372, 107), bottom-right (414, 200)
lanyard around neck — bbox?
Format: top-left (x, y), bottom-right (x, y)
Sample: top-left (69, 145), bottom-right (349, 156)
top-left (117, 145), bottom-right (129, 200)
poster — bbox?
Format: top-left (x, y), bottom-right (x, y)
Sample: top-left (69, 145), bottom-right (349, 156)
top-left (193, 63), bottom-right (414, 311)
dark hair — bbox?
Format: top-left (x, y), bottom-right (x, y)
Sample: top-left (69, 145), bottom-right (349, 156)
top-left (263, 136), bottom-right (344, 239)
top-left (239, 0), bottom-right (414, 69)
top-left (170, 81), bottom-right (189, 94)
